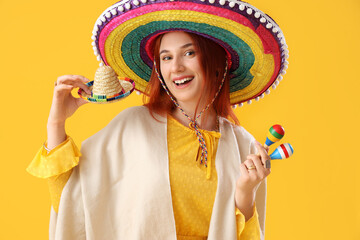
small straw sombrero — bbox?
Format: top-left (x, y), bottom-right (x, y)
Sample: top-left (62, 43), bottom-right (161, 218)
top-left (78, 65), bottom-right (135, 103)
top-left (91, 0), bottom-right (289, 106)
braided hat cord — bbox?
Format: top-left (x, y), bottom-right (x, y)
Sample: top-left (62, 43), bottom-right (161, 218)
top-left (153, 60), bottom-right (228, 167)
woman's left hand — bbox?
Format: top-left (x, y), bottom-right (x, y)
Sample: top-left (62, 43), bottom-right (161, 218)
top-left (234, 141), bottom-right (271, 219)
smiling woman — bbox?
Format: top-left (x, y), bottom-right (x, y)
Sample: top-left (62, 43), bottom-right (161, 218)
top-left (26, 0), bottom-right (288, 239)
top-left (145, 31), bottom-right (238, 129)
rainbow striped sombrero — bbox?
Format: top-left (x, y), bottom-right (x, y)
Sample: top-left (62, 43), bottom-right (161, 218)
top-left (91, 0), bottom-right (289, 105)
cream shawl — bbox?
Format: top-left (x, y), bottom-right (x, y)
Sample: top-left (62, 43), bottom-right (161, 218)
top-left (50, 106), bottom-right (266, 240)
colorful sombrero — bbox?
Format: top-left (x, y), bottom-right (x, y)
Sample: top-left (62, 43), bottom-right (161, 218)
top-left (91, 0), bottom-right (289, 105)
top-left (78, 65), bottom-right (135, 103)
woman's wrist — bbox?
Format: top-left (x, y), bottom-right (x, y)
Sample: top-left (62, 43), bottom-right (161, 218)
top-left (47, 117), bottom-right (66, 127)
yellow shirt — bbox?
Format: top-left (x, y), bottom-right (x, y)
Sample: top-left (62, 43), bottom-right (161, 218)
top-left (27, 116), bottom-right (260, 239)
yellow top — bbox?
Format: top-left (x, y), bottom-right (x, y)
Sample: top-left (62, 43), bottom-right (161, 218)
top-left (27, 116), bottom-right (260, 239)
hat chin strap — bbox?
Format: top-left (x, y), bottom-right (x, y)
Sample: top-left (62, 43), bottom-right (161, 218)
top-left (153, 59), bottom-right (228, 169)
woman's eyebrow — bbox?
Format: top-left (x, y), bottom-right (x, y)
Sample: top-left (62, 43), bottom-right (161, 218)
top-left (159, 43), bottom-right (193, 55)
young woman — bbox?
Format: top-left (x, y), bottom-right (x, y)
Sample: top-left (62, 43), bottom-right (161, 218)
top-left (27, 0), bottom-right (288, 239)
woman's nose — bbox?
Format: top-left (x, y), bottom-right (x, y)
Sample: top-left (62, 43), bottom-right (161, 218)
top-left (171, 56), bottom-right (185, 73)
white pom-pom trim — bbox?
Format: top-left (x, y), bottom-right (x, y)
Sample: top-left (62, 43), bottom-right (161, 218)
top-left (99, 62), bottom-right (104, 67)
top-left (125, 3), bottom-right (131, 9)
top-left (246, 8), bottom-right (253, 15)
top-left (260, 93), bottom-right (265, 99)
top-left (254, 12), bottom-right (260, 18)
top-left (97, 55), bottom-right (102, 61)
top-left (91, 35), bottom-right (96, 40)
top-left (229, 2), bottom-right (235, 7)
top-left (232, 105), bottom-right (237, 109)
top-left (274, 80), bottom-right (280, 86)
top-left (94, 26), bottom-right (99, 32)
top-left (239, 4), bottom-right (245, 11)
top-left (247, 100), bottom-right (252, 104)
top-left (96, 20), bottom-right (102, 26)
top-left (260, 17), bottom-right (266, 23)
top-left (136, 91), bottom-right (141, 95)
top-left (272, 84), bottom-right (277, 89)
top-left (93, 46), bottom-right (97, 51)
top-left (118, 6), bottom-right (124, 12)
top-left (111, 9), bottom-right (117, 15)
top-left (100, 16), bottom-right (106, 22)
top-left (255, 97), bottom-right (260, 101)
top-left (265, 89), bottom-right (271, 95)
top-left (277, 75), bottom-right (283, 81)
top-left (209, 0), bottom-right (215, 4)
top-left (238, 103), bottom-right (243, 107)
top-left (219, 0), bottom-right (225, 5)
top-left (272, 28), bottom-right (278, 33)
top-left (91, 41), bottom-right (96, 46)
top-left (141, 0), bottom-right (147, 3)
top-left (133, 0), bottom-right (140, 6)
top-left (266, 23), bottom-right (272, 29)
top-left (105, 12), bottom-right (111, 18)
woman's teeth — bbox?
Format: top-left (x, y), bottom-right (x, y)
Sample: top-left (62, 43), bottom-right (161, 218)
top-left (174, 77), bottom-right (193, 86)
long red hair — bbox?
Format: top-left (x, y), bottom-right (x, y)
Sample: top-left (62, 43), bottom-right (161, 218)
top-left (143, 32), bottom-right (239, 125)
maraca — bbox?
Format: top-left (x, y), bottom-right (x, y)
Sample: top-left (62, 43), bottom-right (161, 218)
top-left (265, 124), bottom-right (285, 148)
top-left (270, 143), bottom-right (294, 160)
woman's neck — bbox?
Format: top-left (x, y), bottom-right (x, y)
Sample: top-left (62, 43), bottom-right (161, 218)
top-left (171, 104), bottom-right (218, 131)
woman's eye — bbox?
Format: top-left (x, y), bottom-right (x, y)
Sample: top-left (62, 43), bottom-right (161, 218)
top-left (162, 56), bottom-right (171, 61)
top-left (185, 51), bottom-right (195, 56)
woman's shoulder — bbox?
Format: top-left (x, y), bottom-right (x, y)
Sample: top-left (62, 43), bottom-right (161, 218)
top-left (82, 106), bottom-right (166, 144)
top-left (112, 105), bottom-right (150, 121)
top-left (82, 106), bottom-right (152, 144)
top-left (220, 117), bottom-right (256, 144)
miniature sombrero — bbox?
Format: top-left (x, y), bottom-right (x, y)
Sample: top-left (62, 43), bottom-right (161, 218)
top-left (78, 65), bottom-right (135, 103)
top-left (91, 0), bottom-right (289, 105)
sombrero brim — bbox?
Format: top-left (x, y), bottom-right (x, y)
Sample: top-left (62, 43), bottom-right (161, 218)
top-left (91, 0), bottom-right (289, 105)
top-left (78, 78), bottom-right (135, 104)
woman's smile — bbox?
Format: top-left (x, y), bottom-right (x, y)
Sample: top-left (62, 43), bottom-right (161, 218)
top-left (173, 76), bottom-right (194, 88)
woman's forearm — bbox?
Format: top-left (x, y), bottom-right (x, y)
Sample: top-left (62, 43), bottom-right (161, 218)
top-left (47, 121), bottom-right (66, 150)
top-left (235, 190), bottom-right (255, 221)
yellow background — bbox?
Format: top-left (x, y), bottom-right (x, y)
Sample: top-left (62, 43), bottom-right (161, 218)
top-left (0, 0), bottom-right (359, 239)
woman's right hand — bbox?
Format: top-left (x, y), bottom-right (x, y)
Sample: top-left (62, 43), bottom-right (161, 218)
top-left (48, 75), bottom-right (91, 125)
top-left (46, 75), bottom-right (91, 149)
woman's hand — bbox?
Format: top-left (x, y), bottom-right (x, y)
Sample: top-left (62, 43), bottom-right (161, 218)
top-left (48, 75), bottom-right (91, 124)
top-left (46, 75), bottom-right (91, 149)
top-left (234, 141), bottom-right (271, 220)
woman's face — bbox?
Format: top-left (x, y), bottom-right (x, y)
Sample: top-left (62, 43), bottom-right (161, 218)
top-left (159, 31), bottom-right (205, 106)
